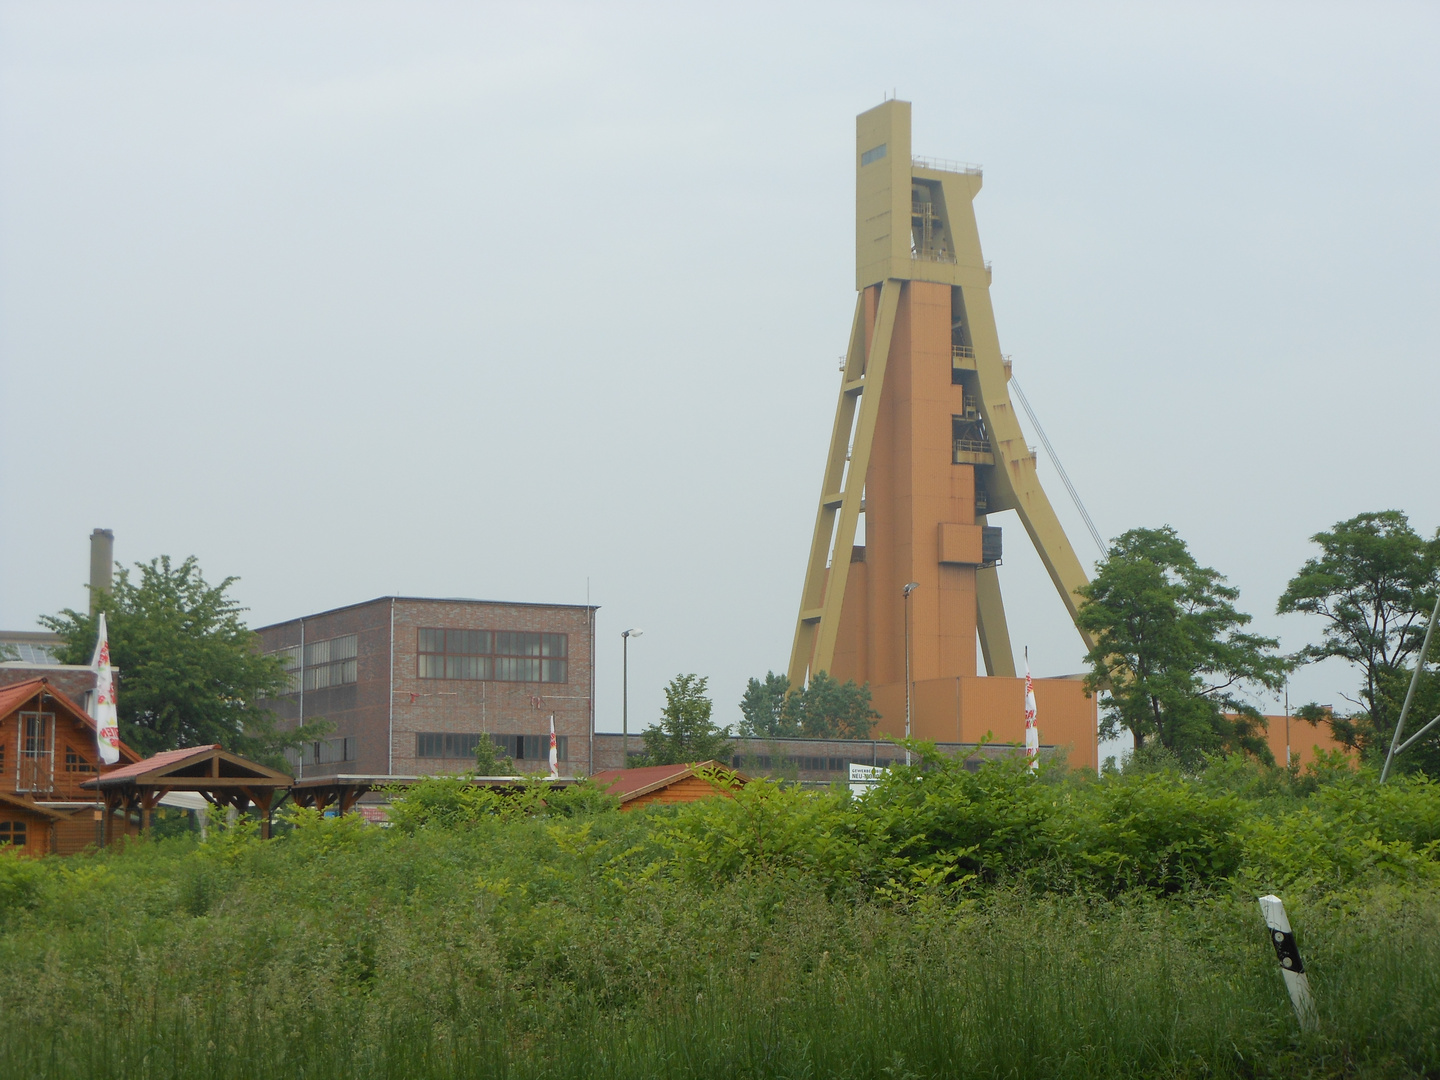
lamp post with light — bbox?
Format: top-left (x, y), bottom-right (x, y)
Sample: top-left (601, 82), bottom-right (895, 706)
top-left (622, 628), bottom-right (643, 764)
top-left (903, 582), bottom-right (919, 766)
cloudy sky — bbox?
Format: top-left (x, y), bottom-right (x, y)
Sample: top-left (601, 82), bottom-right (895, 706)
top-left (2, 2), bottom-right (1436, 753)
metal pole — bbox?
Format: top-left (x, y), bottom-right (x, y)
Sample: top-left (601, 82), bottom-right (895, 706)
top-left (622, 633), bottom-right (628, 765)
top-left (1382, 595), bottom-right (1440, 782)
top-left (903, 583), bottom-right (918, 766)
top-left (1285, 685), bottom-right (1291, 770)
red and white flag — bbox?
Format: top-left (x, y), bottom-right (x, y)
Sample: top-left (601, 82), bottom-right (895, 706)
top-left (1024, 649), bottom-right (1039, 773)
top-left (90, 613), bottom-right (121, 766)
top-left (548, 715), bottom-right (559, 779)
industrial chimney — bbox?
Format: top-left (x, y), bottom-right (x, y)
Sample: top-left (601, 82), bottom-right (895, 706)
top-left (89, 528), bottom-right (114, 613)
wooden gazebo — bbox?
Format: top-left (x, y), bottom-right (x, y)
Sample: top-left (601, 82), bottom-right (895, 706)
top-left (82, 744), bottom-right (293, 840)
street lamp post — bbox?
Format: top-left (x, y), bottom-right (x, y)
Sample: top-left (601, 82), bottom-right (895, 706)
top-left (622, 628), bottom-right (643, 764)
top-left (903, 582), bottom-right (919, 766)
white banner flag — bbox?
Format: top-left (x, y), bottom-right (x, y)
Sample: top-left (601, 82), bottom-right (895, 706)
top-left (548, 715), bottom-right (559, 779)
top-left (90, 613), bottom-right (121, 766)
top-left (1024, 650), bottom-right (1039, 773)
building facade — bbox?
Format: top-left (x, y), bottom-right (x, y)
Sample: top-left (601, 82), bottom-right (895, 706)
top-left (255, 597), bottom-right (597, 778)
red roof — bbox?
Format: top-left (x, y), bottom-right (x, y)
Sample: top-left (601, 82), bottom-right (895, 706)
top-left (92, 744), bottom-right (222, 783)
top-left (591, 760), bottom-right (745, 803)
top-left (0, 677), bottom-right (140, 764)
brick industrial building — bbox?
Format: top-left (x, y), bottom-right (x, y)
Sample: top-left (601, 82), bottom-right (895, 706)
top-left (255, 597), bottom-right (597, 778)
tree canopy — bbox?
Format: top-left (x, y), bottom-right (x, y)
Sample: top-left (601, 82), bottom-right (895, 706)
top-left (738, 670), bottom-right (878, 739)
top-left (42, 555), bottom-right (328, 765)
top-left (1278, 510), bottom-right (1440, 768)
top-left (637, 674), bottom-right (733, 766)
top-left (1076, 526), bottom-right (1289, 766)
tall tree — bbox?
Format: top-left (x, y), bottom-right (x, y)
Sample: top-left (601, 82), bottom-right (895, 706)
top-left (738, 670), bottom-right (879, 739)
top-left (42, 555), bottom-right (328, 765)
top-left (638, 674), bottom-right (732, 766)
top-left (739, 671), bottom-right (793, 737)
top-left (1277, 510), bottom-right (1440, 763)
top-left (1077, 526), bottom-right (1289, 766)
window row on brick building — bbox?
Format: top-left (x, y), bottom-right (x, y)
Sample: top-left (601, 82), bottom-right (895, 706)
top-left (415, 731), bottom-right (568, 762)
top-left (271, 634), bottom-right (360, 694)
top-left (417, 629), bottom-right (568, 684)
top-left (732, 754), bottom-right (906, 773)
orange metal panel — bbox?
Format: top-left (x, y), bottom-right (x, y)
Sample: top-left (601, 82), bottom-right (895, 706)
top-left (938, 523), bottom-right (983, 565)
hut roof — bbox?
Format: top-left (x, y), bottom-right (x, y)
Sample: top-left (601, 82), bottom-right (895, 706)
top-left (0, 677), bottom-right (140, 763)
top-left (591, 760), bottom-right (747, 804)
top-left (0, 790), bottom-right (69, 820)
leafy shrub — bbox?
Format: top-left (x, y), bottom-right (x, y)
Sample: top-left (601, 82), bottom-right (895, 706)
top-left (0, 852), bottom-right (43, 920)
top-left (661, 778), bottom-right (856, 888)
top-left (386, 775), bottom-right (618, 831)
top-left (1066, 772), bottom-right (1244, 894)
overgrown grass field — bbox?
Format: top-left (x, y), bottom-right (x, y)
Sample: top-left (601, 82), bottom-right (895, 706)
top-left (3, 753), bottom-right (1439, 1079)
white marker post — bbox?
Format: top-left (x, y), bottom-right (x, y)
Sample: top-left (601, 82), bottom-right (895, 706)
top-left (1258, 895), bottom-right (1316, 1030)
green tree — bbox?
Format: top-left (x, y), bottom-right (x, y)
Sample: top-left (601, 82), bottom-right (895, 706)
top-left (1077, 526), bottom-right (1289, 766)
top-left (42, 555), bottom-right (328, 765)
top-left (638, 674), bottom-right (733, 766)
top-left (739, 671), bottom-right (793, 737)
top-left (1277, 511), bottom-right (1440, 763)
top-left (738, 670), bottom-right (879, 739)
top-left (473, 733), bottom-right (515, 775)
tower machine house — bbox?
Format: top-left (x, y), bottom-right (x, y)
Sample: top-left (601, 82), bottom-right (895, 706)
top-left (789, 100), bottom-right (1099, 765)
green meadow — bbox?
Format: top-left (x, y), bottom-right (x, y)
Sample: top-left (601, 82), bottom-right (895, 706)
top-left (3, 752), bottom-right (1439, 1080)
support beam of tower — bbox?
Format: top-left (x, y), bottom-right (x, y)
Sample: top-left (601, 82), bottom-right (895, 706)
top-left (788, 100), bottom-right (1096, 698)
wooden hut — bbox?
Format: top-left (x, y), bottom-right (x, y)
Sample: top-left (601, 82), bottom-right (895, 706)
top-left (0, 677), bottom-right (143, 854)
top-left (591, 760), bottom-right (748, 811)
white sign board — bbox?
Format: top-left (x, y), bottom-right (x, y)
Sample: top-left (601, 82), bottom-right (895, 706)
top-left (849, 762), bottom-right (887, 797)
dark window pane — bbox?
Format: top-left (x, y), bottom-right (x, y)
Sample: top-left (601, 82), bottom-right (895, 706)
top-left (541, 659), bottom-right (567, 684)
top-left (419, 628), bottom-right (443, 653)
top-left (541, 634), bottom-right (568, 658)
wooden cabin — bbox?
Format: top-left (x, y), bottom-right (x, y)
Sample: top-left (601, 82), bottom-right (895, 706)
top-left (591, 760), bottom-right (748, 811)
top-left (0, 677), bottom-right (142, 855)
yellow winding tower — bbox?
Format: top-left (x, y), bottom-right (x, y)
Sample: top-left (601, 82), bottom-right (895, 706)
top-left (788, 100), bottom-right (1099, 765)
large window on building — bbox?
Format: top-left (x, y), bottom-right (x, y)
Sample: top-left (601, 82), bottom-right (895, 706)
top-left (415, 732), bottom-right (567, 762)
top-left (267, 635), bottom-right (358, 695)
top-left (302, 736), bottom-right (357, 767)
top-left (417, 629), bottom-right (567, 683)
top-left (304, 635), bottom-right (358, 690)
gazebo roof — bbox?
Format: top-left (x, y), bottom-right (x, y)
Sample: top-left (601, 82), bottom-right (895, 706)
top-left (82, 744), bottom-right (292, 792)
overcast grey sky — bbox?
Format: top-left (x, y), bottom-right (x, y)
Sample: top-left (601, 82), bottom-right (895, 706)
top-left (2, 2), bottom-right (1437, 750)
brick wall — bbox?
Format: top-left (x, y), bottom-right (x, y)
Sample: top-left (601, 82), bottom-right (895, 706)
top-left (591, 732), bottom-right (1050, 779)
top-left (0, 665), bottom-right (96, 703)
top-left (257, 597), bottom-right (597, 777)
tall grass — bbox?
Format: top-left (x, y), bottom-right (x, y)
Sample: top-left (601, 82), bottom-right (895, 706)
top-left (3, 762), bottom-right (1440, 1079)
